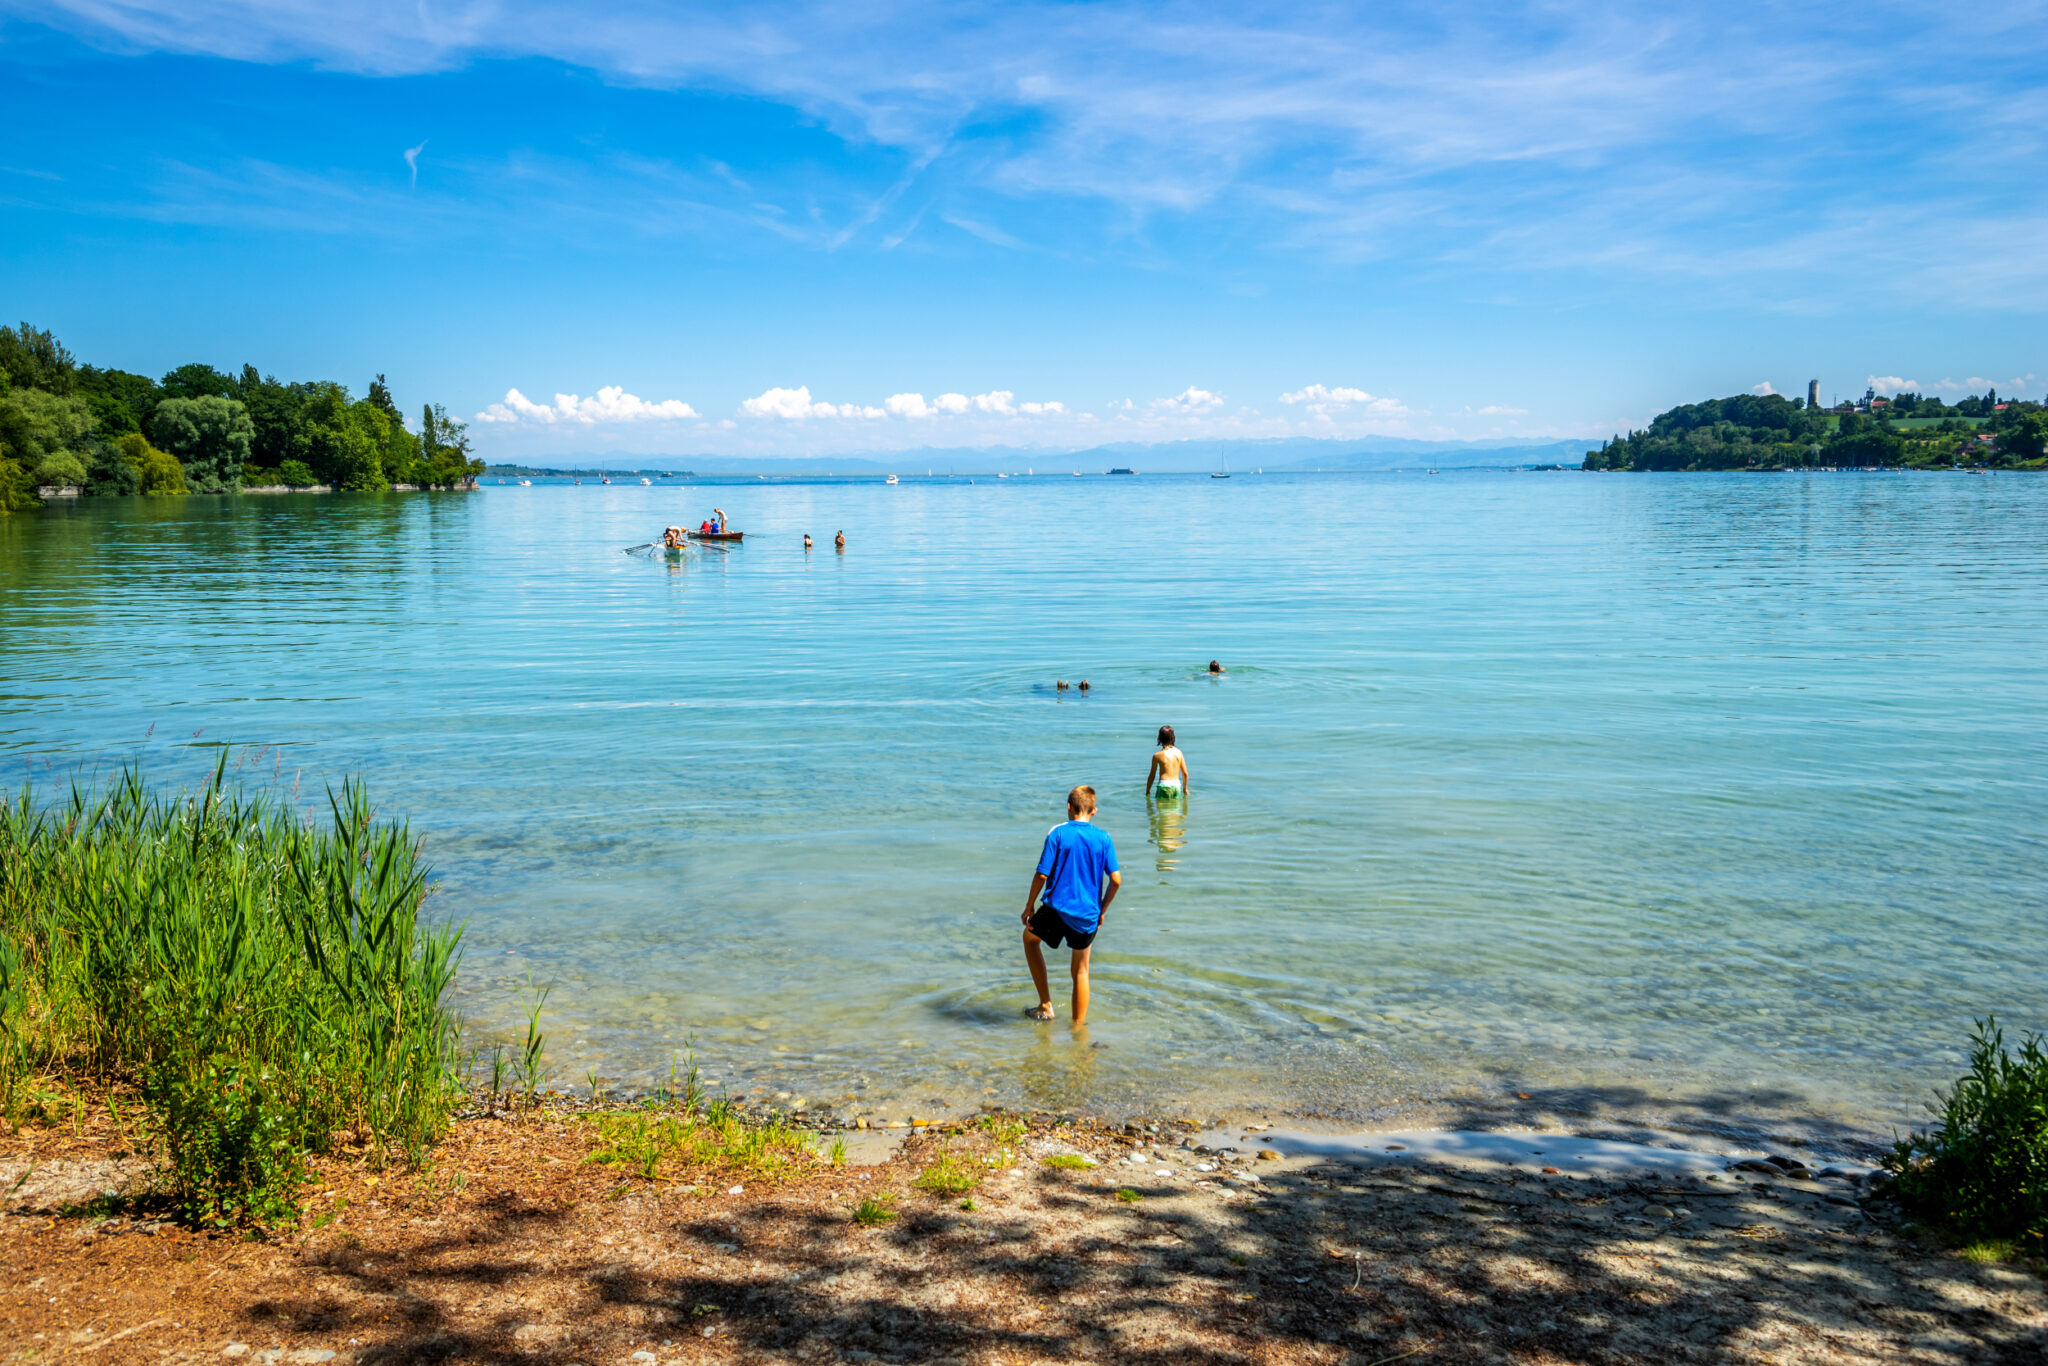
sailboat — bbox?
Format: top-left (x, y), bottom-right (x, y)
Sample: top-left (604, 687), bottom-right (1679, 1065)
top-left (1212, 448), bottom-right (1231, 479)
top-left (885, 474), bottom-right (899, 484)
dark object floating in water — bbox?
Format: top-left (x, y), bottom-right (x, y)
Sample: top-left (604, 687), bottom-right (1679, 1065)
top-left (1109, 467), bottom-right (1135, 475)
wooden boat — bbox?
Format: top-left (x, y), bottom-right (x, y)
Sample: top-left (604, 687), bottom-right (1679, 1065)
top-left (688, 530), bottom-right (744, 542)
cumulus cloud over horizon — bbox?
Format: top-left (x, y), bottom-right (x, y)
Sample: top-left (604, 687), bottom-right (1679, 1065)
top-left (741, 386), bottom-right (885, 419)
top-left (1153, 386), bottom-right (1224, 412)
top-left (1279, 384), bottom-right (1407, 416)
top-left (476, 386), bottom-right (698, 424)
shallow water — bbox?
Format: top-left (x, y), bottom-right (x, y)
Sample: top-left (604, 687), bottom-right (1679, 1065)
top-left (4, 471), bottom-right (2044, 1143)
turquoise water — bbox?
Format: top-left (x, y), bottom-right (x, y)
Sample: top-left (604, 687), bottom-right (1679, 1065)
top-left (4, 472), bottom-right (2044, 1145)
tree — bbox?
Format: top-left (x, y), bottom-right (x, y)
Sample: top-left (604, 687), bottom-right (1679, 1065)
top-left (84, 439), bottom-right (141, 496)
top-left (76, 366), bottom-right (164, 435)
top-left (302, 383), bottom-right (383, 490)
top-left (1999, 413), bottom-right (2048, 463)
top-left (0, 387), bottom-right (97, 490)
top-left (118, 432), bottom-right (189, 494)
top-left (158, 362), bottom-right (238, 403)
top-left (0, 322), bottom-right (78, 394)
top-left (150, 395), bottom-right (255, 493)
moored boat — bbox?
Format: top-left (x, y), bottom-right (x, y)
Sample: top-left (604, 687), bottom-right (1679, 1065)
top-left (688, 530), bottom-right (744, 542)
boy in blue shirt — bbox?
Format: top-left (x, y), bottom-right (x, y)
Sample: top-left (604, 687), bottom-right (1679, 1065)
top-left (1022, 785), bottom-right (1121, 1024)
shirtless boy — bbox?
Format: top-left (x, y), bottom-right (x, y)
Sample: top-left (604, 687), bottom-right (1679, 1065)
top-left (1147, 725), bottom-right (1189, 800)
top-left (1022, 786), bottom-right (1121, 1024)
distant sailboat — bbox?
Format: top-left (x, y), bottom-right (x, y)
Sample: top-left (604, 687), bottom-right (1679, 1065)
top-left (885, 474), bottom-right (899, 484)
top-left (1212, 449), bottom-right (1231, 479)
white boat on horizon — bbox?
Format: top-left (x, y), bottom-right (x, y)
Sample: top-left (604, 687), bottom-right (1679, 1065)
top-left (885, 474), bottom-right (899, 484)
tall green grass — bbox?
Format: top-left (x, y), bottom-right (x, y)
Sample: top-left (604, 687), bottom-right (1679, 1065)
top-left (0, 759), bottom-right (463, 1223)
top-left (1885, 1017), bottom-right (2048, 1249)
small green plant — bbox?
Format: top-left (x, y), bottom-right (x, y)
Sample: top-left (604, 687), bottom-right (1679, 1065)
top-left (1229, 1252), bottom-right (1249, 1267)
top-left (1115, 1187), bottom-right (1143, 1203)
top-left (827, 1136), bottom-right (848, 1166)
top-left (585, 1101), bottom-right (818, 1180)
top-left (853, 1192), bottom-right (897, 1226)
top-left (486, 1044), bottom-right (507, 1100)
top-left (959, 1197), bottom-right (977, 1211)
top-left (1883, 1017), bottom-right (2048, 1244)
top-left (585, 1068), bottom-right (603, 1102)
top-left (513, 977), bottom-right (551, 1107)
top-left (914, 1148), bottom-right (977, 1196)
top-left (1042, 1153), bottom-right (1095, 1170)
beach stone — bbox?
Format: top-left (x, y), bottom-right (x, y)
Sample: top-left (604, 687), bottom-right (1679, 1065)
top-left (287, 1352), bottom-right (335, 1364)
top-left (1257, 1149), bottom-right (1281, 1161)
top-left (632, 1353), bottom-right (657, 1362)
top-left (221, 1347), bottom-right (249, 1358)
top-left (1644, 1205), bottom-right (1676, 1219)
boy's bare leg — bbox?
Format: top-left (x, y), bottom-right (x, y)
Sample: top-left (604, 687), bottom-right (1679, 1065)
top-left (1023, 930), bottom-right (1055, 1019)
top-left (1070, 946), bottom-right (1092, 1025)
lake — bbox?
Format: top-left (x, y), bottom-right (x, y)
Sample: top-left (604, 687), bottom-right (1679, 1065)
top-left (4, 470), bottom-right (2044, 1148)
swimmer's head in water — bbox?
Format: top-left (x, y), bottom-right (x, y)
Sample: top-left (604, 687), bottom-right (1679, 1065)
top-left (1067, 784), bottom-right (1097, 817)
top-left (1208, 660), bottom-right (1222, 673)
top-left (1056, 679), bottom-right (1069, 690)
top-left (1078, 679), bottom-right (1090, 691)
top-left (1157, 724), bottom-right (1175, 747)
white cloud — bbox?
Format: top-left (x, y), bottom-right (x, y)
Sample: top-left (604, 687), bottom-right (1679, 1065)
top-left (1020, 399), bottom-right (1065, 414)
top-left (1154, 386), bottom-right (1224, 411)
top-left (885, 392), bottom-right (935, 418)
top-left (1281, 384), bottom-right (1370, 405)
top-left (974, 390), bottom-right (1015, 415)
top-left (740, 385), bottom-right (882, 419)
top-left (934, 392), bottom-right (971, 414)
top-left (1278, 384), bottom-right (1407, 416)
top-left (1476, 404), bottom-right (1529, 415)
top-left (476, 385), bottom-right (697, 425)
top-left (1866, 375), bottom-right (1919, 394)
top-left (1749, 381), bottom-right (1777, 396)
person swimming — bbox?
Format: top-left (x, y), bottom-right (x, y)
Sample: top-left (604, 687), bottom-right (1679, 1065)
top-left (1147, 724), bottom-right (1189, 800)
top-left (803, 534), bottom-right (814, 550)
top-left (1208, 660), bottom-right (1224, 675)
top-left (1078, 679), bottom-right (1090, 692)
top-left (835, 530), bottom-right (846, 551)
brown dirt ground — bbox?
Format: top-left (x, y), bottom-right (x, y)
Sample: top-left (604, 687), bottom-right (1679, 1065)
top-left (3, 1107), bottom-right (2044, 1366)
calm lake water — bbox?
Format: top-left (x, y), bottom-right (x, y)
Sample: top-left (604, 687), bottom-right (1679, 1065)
top-left (4, 471), bottom-right (2045, 1148)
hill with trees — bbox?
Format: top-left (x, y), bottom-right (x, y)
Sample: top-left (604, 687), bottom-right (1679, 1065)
top-left (0, 323), bottom-right (483, 512)
top-left (1583, 391), bottom-right (2046, 472)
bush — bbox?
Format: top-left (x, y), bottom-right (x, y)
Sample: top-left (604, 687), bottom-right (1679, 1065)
top-left (0, 761), bottom-right (464, 1223)
top-left (117, 432), bottom-right (188, 494)
top-left (279, 459), bottom-right (316, 488)
top-left (1884, 1018), bottom-right (2048, 1246)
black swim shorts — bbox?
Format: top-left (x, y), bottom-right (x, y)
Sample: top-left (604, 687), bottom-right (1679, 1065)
top-left (1028, 903), bottom-right (1097, 950)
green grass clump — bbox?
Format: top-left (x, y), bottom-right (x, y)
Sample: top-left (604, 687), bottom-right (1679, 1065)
top-left (1115, 1187), bottom-right (1143, 1203)
top-left (586, 1098), bottom-right (817, 1180)
top-left (0, 761), bottom-right (464, 1225)
top-left (1042, 1153), bottom-right (1094, 1170)
top-left (1883, 1017), bottom-right (2048, 1247)
top-left (913, 1147), bottom-right (977, 1196)
top-left (852, 1192), bottom-right (897, 1226)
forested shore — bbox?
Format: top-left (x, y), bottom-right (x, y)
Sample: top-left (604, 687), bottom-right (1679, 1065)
top-left (0, 323), bottom-right (483, 512)
top-left (1584, 390), bottom-right (2048, 472)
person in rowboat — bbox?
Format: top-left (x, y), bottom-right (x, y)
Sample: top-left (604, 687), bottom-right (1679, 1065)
top-left (1147, 725), bottom-right (1189, 801)
top-left (712, 508), bottom-right (728, 533)
top-left (662, 526), bottom-right (684, 549)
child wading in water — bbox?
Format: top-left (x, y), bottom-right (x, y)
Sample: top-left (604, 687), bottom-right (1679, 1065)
top-left (1147, 725), bottom-right (1189, 800)
top-left (1022, 785), bottom-right (1120, 1023)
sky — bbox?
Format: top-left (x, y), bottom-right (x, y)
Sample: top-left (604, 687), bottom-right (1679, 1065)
top-left (3, 1), bottom-right (2044, 462)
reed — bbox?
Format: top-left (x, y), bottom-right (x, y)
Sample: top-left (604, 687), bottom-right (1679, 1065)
top-left (0, 759), bottom-right (464, 1223)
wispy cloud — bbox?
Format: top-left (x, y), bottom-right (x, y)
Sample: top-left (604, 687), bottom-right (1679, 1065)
top-left (403, 138), bottom-right (426, 189)
top-left (26, 1), bottom-right (2046, 298)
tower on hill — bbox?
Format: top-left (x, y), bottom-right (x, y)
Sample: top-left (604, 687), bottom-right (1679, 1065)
top-left (1808, 379), bottom-right (1819, 410)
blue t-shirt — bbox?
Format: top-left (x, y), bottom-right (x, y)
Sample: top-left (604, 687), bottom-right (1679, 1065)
top-left (1035, 820), bottom-right (1119, 934)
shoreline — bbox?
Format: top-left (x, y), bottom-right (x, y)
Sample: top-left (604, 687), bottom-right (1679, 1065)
top-left (4, 1100), bottom-right (2040, 1365)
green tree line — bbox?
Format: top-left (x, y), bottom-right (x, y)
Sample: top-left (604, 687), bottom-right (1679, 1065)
top-left (1583, 391), bottom-right (2048, 472)
top-left (0, 323), bottom-right (484, 512)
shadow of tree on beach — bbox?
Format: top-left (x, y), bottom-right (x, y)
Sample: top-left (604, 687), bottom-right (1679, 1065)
top-left (255, 1148), bottom-right (2047, 1366)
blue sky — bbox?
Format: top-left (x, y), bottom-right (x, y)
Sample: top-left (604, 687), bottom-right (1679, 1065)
top-left (3, 1), bottom-right (2044, 460)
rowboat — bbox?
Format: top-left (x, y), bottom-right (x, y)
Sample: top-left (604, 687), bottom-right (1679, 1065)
top-left (689, 530), bottom-right (744, 542)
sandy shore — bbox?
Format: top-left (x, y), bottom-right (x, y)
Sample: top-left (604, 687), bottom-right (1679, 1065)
top-left (3, 1106), bottom-right (2043, 1366)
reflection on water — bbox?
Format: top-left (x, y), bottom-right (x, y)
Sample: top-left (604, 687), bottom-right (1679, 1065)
top-left (1148, 794), bottom-right (1187, 877)
top-left (4, 473), bottom-right (2046, 1143)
